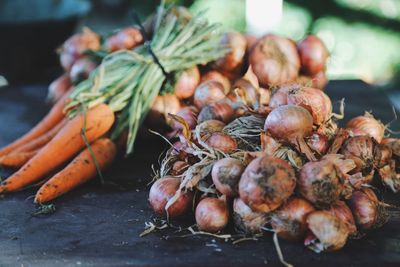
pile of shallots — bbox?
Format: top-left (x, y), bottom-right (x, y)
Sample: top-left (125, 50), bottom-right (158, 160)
top-left (147, 32), bottom-right (398, 254)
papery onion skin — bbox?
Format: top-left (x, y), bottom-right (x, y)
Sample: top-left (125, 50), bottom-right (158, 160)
top-left (195, 197), bottom-right (229, 233)
top-left (295, 71), bottom-right (328, 90)
top-left (271, 198), bottom-right (315, 241)
top-left (244, 34), bottom-right (258, 53)
top-left (214, 32), bottom-right (247, 73)
top-left (211, 158), bottom-right (245, 197)
top-left (105, 27), bottom-right (143, 52)
top-left (299, 160), bottom-right (343, 208)
top-left (239, 156), bottom-right (296, 213)
top-left (347, 188), bottom-right (379, 230)
top-left (174, 66), bottom-right (201, 99)
top-left (170, 106), bottom-right (199, 131)
top-left (198, 101), bottom-right (235, 124)
top-left (204, 132), bottom-right (237, 153)
top-left (229, 79), bottom-right (259, 108)
top-left (197, 120), bottom-right (226, 135)
top-left (200, 71), bottom-right (231, 94)
top-left (346, 114), bottom-right (385, 143)
top-left (298, 35), bottom-right (329, 76)
top-left (340, 136), bottom-right (376, 175)
top-left (327, 201), bottom-right (357, 235)
top-left (250, 35), bottom-right (300, 86)
top-left (233, 197), bottom-right (269, 234)
top-left (269, 86), bottom-right (290, 109)
top-left (307, 132), bottom-right (329, 155)
top-left (305, 211), bottom-right (349, 253)
top-left (287, 86), bottom-right (332, 126)
top-left (194, 80), bottom-right (226, 109)
top-left (149, 177), bottom-right (193, 218)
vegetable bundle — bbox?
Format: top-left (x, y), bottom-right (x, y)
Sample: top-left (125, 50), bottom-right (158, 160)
top-left (0, 5), bottom-right (226, 202)
top-left (147, 28), bottom-right (399, 259)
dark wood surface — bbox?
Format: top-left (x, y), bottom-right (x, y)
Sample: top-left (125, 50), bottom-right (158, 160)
top-left (0, 81), bottom-right (400, 267)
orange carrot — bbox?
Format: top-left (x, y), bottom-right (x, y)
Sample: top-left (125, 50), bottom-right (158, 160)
top-left (0, 93), bottom-right (69, 157)
top-left (0, 150), bottom-right (38, 169)
top-left (13, 119), bottom-right (66, 153)
top-left (34, 138), bottom-right (117, 203)
top-left (0, 104), bottom-right (115, 193)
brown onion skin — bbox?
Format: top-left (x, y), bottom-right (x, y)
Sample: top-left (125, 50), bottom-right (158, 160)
top-left (170, 106), bottom-right (199, 130)
top-left (347, 188), bottom-right (379, 230)
top-left (214, 32), bottom-right (247, 73)
top-left (174, 66), bottom-right (201, 99)
top-left (249, 35), bottom-right (300, 86)
top-left (200, 71), bottom-right (231, 94)
top-left (269, 86), bottom-right (290, 109)
top-left (204, 132), bottom-right (237, 153)
top-left (287, 86), bottom-right (332, 126)
top-left (298, 35), bottom-right (329, 76)
top-left (69, 57), bottom-right (98, 84)
top-left (271, 198), bottom-right (315, 241)
top-left (307, 132), bottom-right (329, 155)
top-left (229, 79), bottom-right (259, 107)
top-left (327, 201), bottom-right (357, 235)
top-left (197, 120), bottom-right (226, 135)
top-left (195, 197), bottom-right (229, 233)
top-left (295, 72), bottom-right (328, 90)
top-left (147, 94), bottom-right (181, 131)
top-left (346, 114), bottom-right (385, 143)
top-left (239, 156), bottom-right (296, 213)
top-left (170, 161), bottom-right (189, 176)
top-left (244, 34), bottom-right (258, 54)
top-left (233, 197), bottom-right (268, 234)
top-left (194, 80), bottom-right (226, 109)
top-left (299, 160), bottom-right (343, 208)
top-left (211, 158), bottom-right (245, 197)
top-left (47, 74), bottom-right (72, 104)
top-left (198, 101), bottom-right (235, 124)
top-left (60, 28), bottom-right (100, 71)
top-left (340, 135), bottom-right (376, 175)
top-left (105, 27), bottom-right (143, 52)
top-left (305, 211), bottom-right (349, 253)
top-left (149, 177), bottom-right (193, 218)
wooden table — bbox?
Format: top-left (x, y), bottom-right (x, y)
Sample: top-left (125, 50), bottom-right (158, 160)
top-left (0, 81), bottom-right (399, 267)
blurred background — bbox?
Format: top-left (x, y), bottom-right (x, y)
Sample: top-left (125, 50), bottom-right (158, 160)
top-left (1, 0), bottom-right (399, 88)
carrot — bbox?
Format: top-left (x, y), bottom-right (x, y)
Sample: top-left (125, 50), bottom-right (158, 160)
top-left (0, 93), bottom-right (69, 157)
top-left (47, 74), bottom-right (72, 104)
top-left (34, 138), bottom-right (117, 203)
top-left (0, 150), bottom-right (38, 169)
top-left (0, 103), bottom-right (115, 193)
top-left (13, 119), bottom-right (66, 153)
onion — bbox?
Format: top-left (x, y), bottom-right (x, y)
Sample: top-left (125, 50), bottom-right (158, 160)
top-left (244, 34), bottom-right (258, 53)
top-left (47, 74), bottom-right (72, 104)
top-left (174, 66), bottom-right (201, 99)
top-left (264, 105), bottom-right (316, 161)
top-left (347, 188), bottom-right (381, 230)
top-left (194, 80), bottom-right (226, 109)
top-left (204, 132), bottom-right (237, 153)
top-left (259, 87), bottom-right (271, 107)
top-left (60, 28), bottom-right (100, 71)
top-left (198, 101), bottom-right (235, 124)
top-left (214, 32), bottom-right (247, 73)
top-left (233, 197), bottom-right (268, 234)
top-left (340, 136), bottom-right (376, 176)
top-left (170, 106), bottom-right (199, 131)
top-left (249, 35), bottom-right (300, 86)
top-left (260, 133), bottom-right (281, 155)
top-left (149, 177), bottom-right (193, 218)
top-left (296, 71), bottom-right (328, 90)
top-left (170, 161), bottom-right (189, 176)
top-left (69, 57), bottom-right (98, 84)
top-left (197, 120), bottom-right (226, 135)
top-left (378, 160), bottom-right (400, 192)
top-left (346, 113), bottom-right (385, 143)
top-left (271, 198), bottom-right (315, 241)
top-left (298, 35), bottom-right (329, 76)
top-left (195, 197), bottom-right (229, 233)
top-left (200, 71), bottom-right (231, 93)
top-left (269, 86), bottom-right (290, 109)
top-left (327, 201), bottom-right (357, 235)
top-left (211, 158), bottom-right (245, 197)
top-left (307, 132), bottom-right (329, 155)
top-left (239, 156), bottom-right (296, 213)
top-left (305, 211), bottom-right (349, 253)
top-left (104, 27), bottom-right (143, 52)
top-left (147, 94), bottom-right (181, 131)
top-left (287, 86), bottom-right (332, 126)
top-left (229, 79), bottom-right (259, 108)
top-left (299, 160), bottom-right (343, 208)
